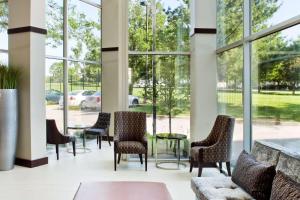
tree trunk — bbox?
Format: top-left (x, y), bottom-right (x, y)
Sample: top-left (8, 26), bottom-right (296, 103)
top-left (168, 111), bottom-right (172, 135)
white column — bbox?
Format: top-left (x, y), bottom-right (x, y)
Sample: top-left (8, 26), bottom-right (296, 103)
top-left (102, 0), bottom-right (128, 136)
top-left (8, 0), bottom-right (47, 166)
top-left (190, 0), bottom-right (217, 142)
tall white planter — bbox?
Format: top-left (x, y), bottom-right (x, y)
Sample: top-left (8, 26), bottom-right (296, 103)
top-left (0, 89), bottom-right (18, 170)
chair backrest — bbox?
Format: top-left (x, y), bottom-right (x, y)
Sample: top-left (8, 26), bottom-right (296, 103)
top-left (216, 115), bottom-right (235, 159)
top-left (93, 112), bottom-right (111, 129)
top-left (46, 119), bottom-right (63, 144)
top-left (206, 115), bottom-right (235, 145)
top-left (114, 111), bottom-right (146, 142)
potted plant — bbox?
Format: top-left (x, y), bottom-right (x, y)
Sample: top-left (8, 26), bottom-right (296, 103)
top-left (0, 65), bottom-right (19, 171)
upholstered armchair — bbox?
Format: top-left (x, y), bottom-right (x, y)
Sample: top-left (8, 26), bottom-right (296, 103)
top-left (84, 112), bottom-right (111, 149)
top-left (190, 115), bottom-right (235, 177)
top-left (46, 119), bottom-right (76, 160)
top-left (114, 111), bottom-right (148, 171)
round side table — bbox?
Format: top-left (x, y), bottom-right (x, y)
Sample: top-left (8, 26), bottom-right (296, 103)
top-left (155, 133), bottom-right (187, 170)
top-left (67, 125), bottom-right (92, 153)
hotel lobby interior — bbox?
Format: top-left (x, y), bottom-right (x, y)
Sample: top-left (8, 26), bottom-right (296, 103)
top-left (0, 0), bottom-right (299, 199)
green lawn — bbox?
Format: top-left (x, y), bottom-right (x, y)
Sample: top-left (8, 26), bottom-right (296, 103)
top-left (218, 91), bottom-right (300, 122)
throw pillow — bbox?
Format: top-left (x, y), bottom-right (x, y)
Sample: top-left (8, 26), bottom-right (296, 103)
top-left (232, 150), bottom-right (276, 200)
top-left (270, 170), bottom-right (300, 200)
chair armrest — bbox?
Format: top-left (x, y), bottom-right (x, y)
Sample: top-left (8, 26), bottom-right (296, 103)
top-left (141, 135), bottom-right (148, 148)
top-left (191, 139), bottom-right (210, 147)
top-left (114, 134), bottom-right (119, 142)
top-left (197, 143), bottom-right (224, 163)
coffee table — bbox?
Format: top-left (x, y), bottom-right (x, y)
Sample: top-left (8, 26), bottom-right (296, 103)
top-left (73, 182), bottom-right (172, 200)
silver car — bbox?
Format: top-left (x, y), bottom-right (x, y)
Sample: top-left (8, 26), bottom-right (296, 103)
top-left (80, 92), bottom-right (139, 110)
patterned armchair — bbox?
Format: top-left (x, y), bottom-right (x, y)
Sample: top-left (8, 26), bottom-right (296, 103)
top-left (46, 119), bottom-right (76, 160)
top-left (84, 112), bottom-right (111, 149)
top-left (114, 111), bottom-right (147, 171)
top-left (190, 115), bottom-right (235, 177)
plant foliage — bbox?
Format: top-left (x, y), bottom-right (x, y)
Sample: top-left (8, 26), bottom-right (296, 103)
top-left (0, 65), bottom-right (19, 89)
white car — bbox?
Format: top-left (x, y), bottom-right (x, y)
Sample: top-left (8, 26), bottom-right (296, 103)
top-left (80, 92), bottom-right (139, 110)
top-left (59, 90), bottom-right (95, 108)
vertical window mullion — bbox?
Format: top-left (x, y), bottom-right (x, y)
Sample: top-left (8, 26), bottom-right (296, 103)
top-left (243, 0), bottom-right (252, 152)
top-left (63, 0), bottom-right (69, 134)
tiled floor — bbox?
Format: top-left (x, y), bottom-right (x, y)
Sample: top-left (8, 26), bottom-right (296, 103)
top-left (0, 141), bottom-right (224, 200)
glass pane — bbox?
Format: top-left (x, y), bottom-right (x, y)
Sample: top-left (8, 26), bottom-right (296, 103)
top-left (45, 59), bottom-right (64, 132)
top-left (67, 61), bottom-right (101, 127)
top-left (155, 0), bottom-right (190, 52)
top-left (46, 0), bottom-right (63, 57)
top-left (217, 47), bottom-right (244, 164)
top-left (129, 0), bottom-right (151, 52)
top-left (156, 55), bottom-right (190, 159)
top-left (0, 3), bottom-right (8, 50)
top-left (156, 55), bottom-right (190, 135)
top-left (129, 55), bottom-right (154, 155)
top-left (0, 53), bottom-right (8, 65)
top-left (129, 0), bottom-right (190, 52)
top-left (252, 0), bottom-right (299, 33)
top-left (217, 0), bottom-right (243, 48)
top-left (68, 0), bottom-right (101, 61)
top-left (252, 25), bottom-right (300, 153)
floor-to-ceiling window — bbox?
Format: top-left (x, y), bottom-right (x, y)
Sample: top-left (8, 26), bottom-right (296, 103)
top-left (46, 0), bottom-right (101, 133)
top-left (128, 0), bottom-right (190, 158)
top-left (216, 0), bottom-right (300, 157)
top-left (0, 2), bottom-right (8, 65)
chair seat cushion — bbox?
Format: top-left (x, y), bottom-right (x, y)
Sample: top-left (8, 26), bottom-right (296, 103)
top-left (116, 141), bottom-right (146, 154)
top-left (191, 177), bottom-right (254, 200)
top-left (85, 128), bottom-right (106, 136)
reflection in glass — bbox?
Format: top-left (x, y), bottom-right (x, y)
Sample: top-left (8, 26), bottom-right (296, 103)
top-left (217, 47), bottom-right (244, 164)
top-left (252, 0), bottom-right (299, 33)
top-left (252, 25), bottom-right (300, 152)
top-left (217, 0), bottom-right (243, 47)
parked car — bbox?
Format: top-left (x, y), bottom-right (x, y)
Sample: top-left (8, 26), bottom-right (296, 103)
top-left (80, 92), bottom-right (139, 110)
top-left (46, 90), bottom-right (63, 104)
top-left (59, 90), bottom-right (95, 109)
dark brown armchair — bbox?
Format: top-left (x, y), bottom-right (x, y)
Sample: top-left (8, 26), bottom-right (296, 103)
top-left (84, 112), bottom-right (111, 149)
top-left (46, 119), bottom-right (76, 160)
top-left (114, 111), bottom-right (148, 171)
top-left (190, 115), bottom-right (235, 177)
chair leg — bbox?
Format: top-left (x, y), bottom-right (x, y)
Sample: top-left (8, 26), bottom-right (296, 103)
top-left (198, 163), bottom-right (203, 177)
top-left (139, 154), bottom-right (143, 164)
top-left (118, 153), bottom-right (121, 164)
top-left (114, 152), bottom-right (117, 171)
top-left (145, 153), bottom-right (148, 172)
top-left (189, 158), bottom-right (193, 173)
top-left (226, 162), bottom-right (231, 176)
top-left (55, 144), bottom-right (59, 160)
top-left (99, 136), bottom-right (102, 149)
top-left (97, 136), bottom-right (99, 144)
top-left (72, 141), bottom-right (76, 157)
top-left (107, 132), bottom-right (111, 146)
top-left (219, 162), bottom-right (222, 173)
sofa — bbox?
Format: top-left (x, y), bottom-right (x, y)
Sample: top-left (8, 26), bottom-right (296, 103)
top-left (191, 140), bottom-right (300, 200)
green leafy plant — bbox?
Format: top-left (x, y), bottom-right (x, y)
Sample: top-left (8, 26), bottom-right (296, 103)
top-left (0, 65), bottom-right (19, 89)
